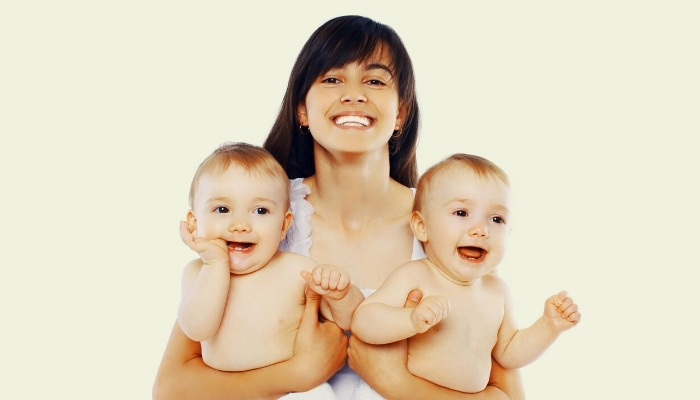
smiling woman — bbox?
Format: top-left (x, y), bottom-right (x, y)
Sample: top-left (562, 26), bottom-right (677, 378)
top-left (154, 14), bottom-right (525, 400)
top-left (264, 15), bottom-right (420, 187)
top-left (298, 55), bottom-right (404, 157)
top-left (3, 2), bottom-right (696, 400)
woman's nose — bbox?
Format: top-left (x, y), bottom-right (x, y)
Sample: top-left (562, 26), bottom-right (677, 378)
top-left (340, 83), bottom-right (367, 103)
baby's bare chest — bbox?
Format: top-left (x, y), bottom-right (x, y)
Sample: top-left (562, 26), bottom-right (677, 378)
top-left (220, 271), bottom-right (306, 335)
top-left (415, 285), bottom-right (505, 353)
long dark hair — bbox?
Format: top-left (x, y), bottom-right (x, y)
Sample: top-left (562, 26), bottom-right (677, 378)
top-left (263, 15), bottom-right (420, 187)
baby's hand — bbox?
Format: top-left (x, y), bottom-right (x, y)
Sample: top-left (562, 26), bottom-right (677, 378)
top-left (301, 264), bottom-right (351, 300)
top-left (543, 291), bottom-right (581, 333)
top-left (411, 295), bottom-right (450, 334)
top-left (179, 221), bottom-right (229, 265)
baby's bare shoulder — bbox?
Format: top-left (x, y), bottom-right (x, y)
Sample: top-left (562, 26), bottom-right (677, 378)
top-left (482, 272), bottom-right (510, 294)
top-left (269, 251), bottom-right (318, 272)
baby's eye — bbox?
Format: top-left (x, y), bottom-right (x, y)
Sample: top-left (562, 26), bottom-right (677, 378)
top-left (491, 216), bottom-right (506, 224)
top-left (214, 206), bottom-right (229, 214)
top-left (253, 207), bottom-right (270, 215)
top-left (454, 210), bottom-right (468, 217)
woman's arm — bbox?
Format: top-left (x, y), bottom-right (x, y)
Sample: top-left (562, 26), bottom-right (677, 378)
top-left (153, 290), bottom-right (348, 400)
top-left (348, 337), bottom-right (524, 400)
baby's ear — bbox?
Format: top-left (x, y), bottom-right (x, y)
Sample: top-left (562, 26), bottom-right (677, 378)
top-left (186, 210), bottom-right (198, 234)
top-left (410, 211), bottom-right (428, 242)
top-left (280, 210), bottom-right (293, 241)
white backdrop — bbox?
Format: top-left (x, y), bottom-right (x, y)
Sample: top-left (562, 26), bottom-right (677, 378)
top-left (2, 1), bottom-right (698, 399)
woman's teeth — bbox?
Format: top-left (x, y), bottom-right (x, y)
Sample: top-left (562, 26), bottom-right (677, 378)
top-left (335, 115), bottom-right (370, 126)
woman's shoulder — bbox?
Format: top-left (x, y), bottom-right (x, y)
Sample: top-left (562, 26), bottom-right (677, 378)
top-left (280, 178), bottom-right (314, 257)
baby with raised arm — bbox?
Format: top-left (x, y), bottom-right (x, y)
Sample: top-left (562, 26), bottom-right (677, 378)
top-left (178, 142), bottom-right (363, 399)
top-left (351, 153), bottom-right (581, 394)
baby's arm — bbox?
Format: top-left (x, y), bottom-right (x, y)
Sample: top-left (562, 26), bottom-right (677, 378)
top-left (177, 221), bottom-right (232, 341)
top-left (300, 264), bottom-right (364, 330)
top-left (493, 290), bottom-right (581, 369)
top-left (351, 263), bottom-right (450, 344)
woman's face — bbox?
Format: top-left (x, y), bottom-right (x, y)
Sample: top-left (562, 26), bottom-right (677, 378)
top-left (297, 49), bottom-right (404, 157)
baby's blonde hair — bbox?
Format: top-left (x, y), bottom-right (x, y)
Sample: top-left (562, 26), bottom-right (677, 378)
top-left (413, 153), bottom-right (510, 213)
top-left (189, 142), bottom-right (290, 209)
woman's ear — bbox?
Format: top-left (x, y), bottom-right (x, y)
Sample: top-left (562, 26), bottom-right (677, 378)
top-left (280, 210), bottom-right (293, 241)
top-left (297, 103), bottom-right (308, 126)
top-left (410, 211), bottom-right (428, 243)
top-left (395, 102), bottom-right (407, 131)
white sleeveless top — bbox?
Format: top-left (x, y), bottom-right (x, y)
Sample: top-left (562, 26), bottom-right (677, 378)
top-left (279, 178), bottom-right (426, 400)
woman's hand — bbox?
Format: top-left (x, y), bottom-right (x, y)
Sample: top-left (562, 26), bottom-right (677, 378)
top-left (347, 289), bottom-right (421, 395)
top-left (289, 289), bottom-right (348, 389)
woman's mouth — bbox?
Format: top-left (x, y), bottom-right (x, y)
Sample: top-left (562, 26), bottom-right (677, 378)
top-left (334, 115), bottom-right (372, 127)
top-left (458, 246), bottom-right (487, 262)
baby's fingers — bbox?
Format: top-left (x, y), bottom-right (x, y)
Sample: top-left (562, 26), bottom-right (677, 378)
top-left (566, 310), bottom-right (582, 324)
top-left (325, 269), bottom-right (350, 290)
top-left (560, 303), bottom-right (581, 323)
top-left (312, 266), bottom-right (329, 287)
top-left (179, 221), bottom-right (195, 246)
top-left (179, 224), bottom-right (210, 253)
top-left (422, 297), bottom-right (450, 324)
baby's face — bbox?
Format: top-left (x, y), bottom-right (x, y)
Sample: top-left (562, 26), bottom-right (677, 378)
top-left (418, 166), bottom-right (511, 285)
top-left (190, 165), bottom-right (290, 274)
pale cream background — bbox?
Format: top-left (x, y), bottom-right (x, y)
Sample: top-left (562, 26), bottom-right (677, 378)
top-left (2, 1), bottom-right (698, 399)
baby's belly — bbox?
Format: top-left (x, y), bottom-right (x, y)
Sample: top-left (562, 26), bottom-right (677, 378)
top-left (203, 307), bottom-right (303, 371)
top-left (407, 331), bottom-right (493, 393)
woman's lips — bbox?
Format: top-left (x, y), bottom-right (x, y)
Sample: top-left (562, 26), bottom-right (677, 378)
top-left (333, 115), bottom-right (373, 127)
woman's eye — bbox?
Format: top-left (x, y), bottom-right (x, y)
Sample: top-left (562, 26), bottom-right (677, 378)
top-left (253, 207), bottom-right (270, 215)
top-left (321, 77), bottom-right (341, 84)
top-left (454, 210), bottom-right (468, 217)
top-left (214, 206), bottom-right (229, 214)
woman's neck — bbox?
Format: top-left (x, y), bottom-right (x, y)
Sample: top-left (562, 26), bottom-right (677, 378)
top-left (306, 151), bottom-right (401, 231)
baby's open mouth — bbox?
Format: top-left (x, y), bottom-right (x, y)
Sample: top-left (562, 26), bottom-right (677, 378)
top-left (227, 241), bottom-right (255, 251)
top-left (458, 246), bottom-right (487, 262)
top-left (334, 115), bottom-right (372, 127)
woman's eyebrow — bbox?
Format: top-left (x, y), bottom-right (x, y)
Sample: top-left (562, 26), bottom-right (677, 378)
top-left (364, 62), bottom-right (394, 76)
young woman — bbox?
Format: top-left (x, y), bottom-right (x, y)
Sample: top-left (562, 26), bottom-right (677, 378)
top-left (153, 15), bottom-right (524, 400)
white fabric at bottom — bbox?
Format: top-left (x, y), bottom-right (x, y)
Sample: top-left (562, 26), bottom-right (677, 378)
top-left (281, 382), bottom-right (337, 399)
top-left (352, 380), bottom-right (384, 400)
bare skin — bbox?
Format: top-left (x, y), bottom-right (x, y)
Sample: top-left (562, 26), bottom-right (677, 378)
top-left (153, 290), bottom-right (348, 400)
top-left (300, 146), bottom-right (525, 399)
